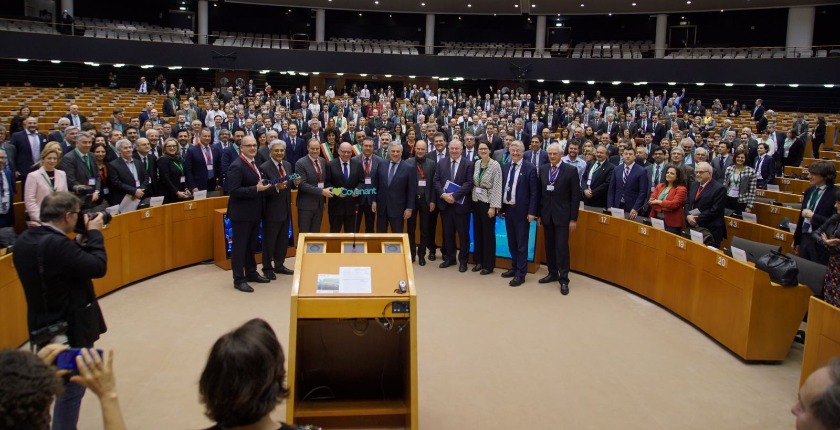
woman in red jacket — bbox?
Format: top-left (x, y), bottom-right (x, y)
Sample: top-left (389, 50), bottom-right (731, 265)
top-left (648, 165), bottom-right (688, 235)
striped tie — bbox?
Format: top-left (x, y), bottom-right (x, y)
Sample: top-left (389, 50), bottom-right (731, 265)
top-left (623, 166), bottom-right (629, 184)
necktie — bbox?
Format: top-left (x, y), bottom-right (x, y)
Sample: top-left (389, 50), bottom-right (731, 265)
top-left (251, 160), bottom-right (261, 180)
top-left (0, 171), bottom-right (7, 213)
top-left (505, 163), bottom-right (517, 202)
top-left (438, 152), bottom-right (444, 162)
top-left (451, 159), bottom-right (457, 182)
top-left (695, 184), bottom-right (705, 200)
top-left (343, 162), bottom-right (349, 182)
top-left (623, 166), bottom-right (630, 184)
top-left (82, 154), bottom-right (89, 171)
top-left (467, 150), bottom-right (472, 160)
top-left (388, 162), bottom-right (397, 185)
top-left (654, 164), bottom-right (660, 183)
top-left (532, 152), bottom-right (537, 165)
top-left (30, 132), bottom-right (40, 161)
top-left (142, 157), bottom-right (147, 171)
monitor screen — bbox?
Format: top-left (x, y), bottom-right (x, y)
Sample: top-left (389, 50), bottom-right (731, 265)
top-left (223, 215), bottom-right (294, 258)
top-left (468, 215), bottom-right (537, 262)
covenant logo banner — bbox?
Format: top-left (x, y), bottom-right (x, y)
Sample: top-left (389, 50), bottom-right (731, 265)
top-left (332, 187), bottom-right (377, 196)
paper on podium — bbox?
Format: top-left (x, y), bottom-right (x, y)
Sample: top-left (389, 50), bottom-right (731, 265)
top-left (609, 207), bottom-right (625, 219)
top-left (650, 217), bottom-right (665, 230)
top-left (730, 246), bottom-right (748, 262)
top-left (118, 195), bottom-right (140, 214)
top-left (316, 274), bottom-right (340, 293)
top-left (150, 196), bottom-right (164, 207)
top-left (443, 180), bottom-right (466, 205)
top-left (689, 229), bottom-right (705, 244)
top-left (192, 190), bottom-right (208, 200)
top-left (338, 266), bottom-right (372, 294)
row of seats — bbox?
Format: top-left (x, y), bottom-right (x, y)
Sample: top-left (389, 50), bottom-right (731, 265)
top-left (320, 38), bottom-right (419, 55)
top-left (571, 40), bottom-right (654, 59)
top-left (438, 42), bottom-right (550, 58)
top-left (74, 17), bottom-right (194, 44)
top-left (665, 47), bottom-right (840, 59)
top-left (212, 32), bottom-right (289, 49)
top-left (0, 18), bottom-right (57, 34)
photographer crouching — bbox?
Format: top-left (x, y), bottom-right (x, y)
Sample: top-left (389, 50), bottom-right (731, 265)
top-left (13, 191), bottom-right (110, 430)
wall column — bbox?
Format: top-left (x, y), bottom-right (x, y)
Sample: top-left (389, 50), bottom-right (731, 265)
top-left (655, 14), bottom-right (667, 59)
top-left (425, 14), bottom-right (435, 55)
top-left (315, 9), bottom-right (326, 44)
top-left (786, 6), bottom-right (815, 57)
top-left (535, 15), bottom-right (546, 56)
top-left (197, 0), bottom-right (208, 45)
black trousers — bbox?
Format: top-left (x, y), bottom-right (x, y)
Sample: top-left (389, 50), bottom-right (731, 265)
top-left (543, 222), bottom-right (571, 284)
top-left (504, 207), bottom-right (530, 277)
top-left (812, 140), bottom-right (823, 160)
top-left (356, 203), bottom-right (376, 233)
top-left (800, 232), bottom-right (829, 266)
top-left (442, 209), bottom-right (470, 264)
top-left (472, 200), bottom-right (496, 269)
top-left (725, 196), bottom-right (747, 212)
top-left (376, 212), bottom-right (405, 233)
top-left (329, 210), bottom-right (356, 233)
top-left (262, 217), bottom-right (290, 272)
top-left (231, 220), bottom-right (260, 284)
top-left (297, 208), bottom-right (323, 233)
top-left (428, 204), bottom-right (443, 255)
top-left (407, 195), bottom-right (430, 258)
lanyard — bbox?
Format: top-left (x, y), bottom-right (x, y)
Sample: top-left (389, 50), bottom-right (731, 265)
top-left (415, 160), bottom-right (425, 179)
top-left (477, 161), bottom-right (490, 185)
top-left (239, 154), bottom-right (261, 178)
top-left (75, 148), bottom-right (94, 177)
top-left (311, 157), bottom-right (322, 181)
top-left (591, 162), bottom-right (602, 176)
top-left (549, 165), bottom-right (559, 185)
top-left (809, 188), bottom-right (825, 211)
top-left (42, 172), bottom-right (55, 192)
top-left (172, 160), bottom-right (184, 174)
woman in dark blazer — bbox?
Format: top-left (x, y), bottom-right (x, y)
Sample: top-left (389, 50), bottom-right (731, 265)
top-left (157, 138), bottom-right (192, 204)
top-left (812, 116), bottom-right (827, 159)
top-left (781, 129), bottom-right (805, 169)
top-left (648, 165), bottom-right (688, 235)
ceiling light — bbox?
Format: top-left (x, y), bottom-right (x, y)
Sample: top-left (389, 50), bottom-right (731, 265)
top-left (459, 16), bottom-right (462, 20)
top-left (686, 0), bottom-right (691, 3)
top-left (168, 66), bottom-right (182, 70)
top-left (667, 82), bottom-right (676, 85)
top-left (375, 0), bottom-right (379, 4)
top-left (612, 81), bottom-right (621, 85)
top-left (755, 83), bottom-right (765, 87)
top-left (360, 73), bottom-right (368, 76)
top-left (336, 73), bottom-right (344, 76)
top-left (201, 67), bottom-right (210, 71)
top-left (537, 79), bottom-right (545, 83)
top-left (580, 3), bottom-right (584, 6)
top-left (50, 60), bottom-right (62, 64)
top-left (409, 75), bottom-right (416, 78)
top-left (288, 71), bottom-right (296, 75)
top-left (633, 82), bottom-right (641, 86)
top-left (87, 62), bottom-right (100, 67)
top-left (439, 77), bottom-right (449, 81)
top-left (140, 65), bottom-right (154, 69)
top-left (467, 3), bottom-right (471, 7)
top-left (695, 82), bottom-right (704, 86)
top-left (113, 63), bottom-right (125, 67)
top-left (632, 2), bottom-right (636, 5)
top-left (824, 84), bottom-right (834, 88)
top-left (788, 84), bottom-right (799, 88)
top-left (556, 23), bottom-right (561, 27)
top-left (531, 3), bottom-right (536, 7)
top-left (422, 2), bottom-right (426, 5)
top-left (17, 58), bottom-right (28, 62)
top-left (385, 74), bottom-right (393, 77)
top-left (312, 72), bottom-right (320, 75)
top-left (432, 76), bottom-right (439, 79)
top-left (721, 9), bottom-right (724, 12)
top-left (359, 13), bottom-right (362, 16)
top-left (724, 83), bottom-right (734, 87)
top-left (561, 80), bottom-right (570, 84)
top-left (179, 6), bottom-right (186, 10)
top-left (608, 13), bottom-right (612, 16)
top-left (259, 70), bottom-right (269, 74)
top-left (587, 80), bottom-right (595, 85)
top-left (280, 71), bottom-right (287, 74)
top-left (298, 72), bottom-right (308, 76)
top-left (639, 82), bottom-right (648, 85)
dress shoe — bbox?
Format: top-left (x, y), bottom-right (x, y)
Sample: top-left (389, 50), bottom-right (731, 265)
top-left (274, 266), bottom-right (294, 275)
top-left (538, 274), bottom-right (560, 284)
top-left (480, 268), bottom-right (494, 275)
top-left (560, 283), bottom-right (570, 295)
top-left (501, 269), bottom-right (516, 278)
top-left (509, 277), bottom-right (525, 287)
top-left (459, 263), bottom-right (468, 272)
top-left (418, 255), bottom-right (426, 266)
top-left (262, 270), bottom-right (277, 280)
top-left (428, 253), bottom-right (437, 261)
top-left (246, 273), bottom-right (270, 283)
top-left (471, 264), bottom-right (483, 272)
top-left (412, 255), bottom-right (416, 263)
top-left (439, 260), bottom-right (454, 268)
top-left (234, 282), bottom-right (254, 293)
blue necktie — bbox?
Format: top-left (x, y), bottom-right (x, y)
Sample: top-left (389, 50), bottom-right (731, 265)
top-left (343, 162), bottom-right (349, 182)
top-left (388, 162), bottom-right (397, 185)
top-left (505, 163), bottom-right (517, 202)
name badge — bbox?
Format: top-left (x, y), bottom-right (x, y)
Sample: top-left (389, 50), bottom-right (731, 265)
top-left (206, 164), bottom-right (214, 171)
top-left (318, 182), bottom-right (325, 188)
top-left (546, 185), bottom-right (555, 191)
top-left (103, 188), bottom-right (110, 195)
top-left (475, 188), bottom-right (485, 195)
top-left (418, 180), bottom-right (427, 187)
top-left (365, 178), bottom-right (372, 185)
top-left (180, 176), bottom-right (186, 183)
top-left (88, 178), bottom-right (96, 186)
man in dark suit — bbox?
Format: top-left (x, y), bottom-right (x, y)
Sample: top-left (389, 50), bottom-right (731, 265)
top-left (635, 112), bottom-right (654, 139)
top-left (64, 104), bottom-right (87, 128)
top-left (581, 144), bottom-right (615, 208)
top-left (354, 136), bottom-right (383, 233)
top-left (405, 139), bottom-right (436, 264)
top-left (608, 146), bottom-right (650, 218)
top-left (107, 139), bottom-right (149, 206)
top-left (752, 99), bottom-right (765, 123)
top-left (373, 142), bottom-right (417, 233)
top-left (13, 191), bottom-right (108, 429)
top-left (227, 135), bottom-right (272, 293)
top-left (0, 150), bottom-right (14, 228)
top-left (184, 129), bottom-right (221, 193)
top-left (500, 141), bottom-right (538, 286)
top-left (538, 142), bottom-right (581, 295)
top-left (686, 162), bottom-right (726, 248)
top-left (524, 136), bottom-right (549, 169)
top-left (650, 113), bottom-right (666, 146)
top-left (12, 116), bottom-right (48, 184)
top-left (133, 137), bottom-right (159, 197)
top-left (619, 113), bottom-right (637, 139)
top-left (640, 133), bottom-right (659, 164)
top-left (433, 139), bottom-right (474, 272)
top-left (645, 147), bottom-right (668, 193)
top-left (260, 139), bottom-right (296, 280)
top-left (295, 138), bottom-right (333, 233)
top-left (58, 131), bottom-right (102, 207)
top-left (710, 141), bottom-right (734, 183)
top-left (793, 161), bottom-right (837, 265)
top-left (326, 143), bottom-right (365, 232)
top-left (753, 143), bottom-right (775, 189)
top-left (524, 113), bottom-right (544, 141)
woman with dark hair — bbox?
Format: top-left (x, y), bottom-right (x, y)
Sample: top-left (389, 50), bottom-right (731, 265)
top-left (157, 138), bottom-right (192, 204)
top-left (10, 105), bottom-right (32, 134)
top-left (727, 100), bottom-right (741, 117)
top-left (392, 123), bottom-right (405, 145)
top-left (812, 116), bottom-right (827, 159)
top-left (648, 165), bottom-right (688, 235)
top-left (470, 141), bottom-right (502, 275)
top-left (322, 127), bottom-right (341, 160)
top-left (793, 357), bottom-right (840, 429)
top-left (782, 128), bottom-right (806, 169)
top-left (722, 150), bottom-right (757, 213)
top-left (199, 319), bottom-right (318, 430)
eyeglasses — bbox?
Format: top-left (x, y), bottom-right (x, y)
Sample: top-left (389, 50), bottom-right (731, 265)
top-left (240, 144), bottom-right (257, 148)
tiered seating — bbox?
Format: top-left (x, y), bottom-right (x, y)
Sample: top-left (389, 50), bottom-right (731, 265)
top-left (76, 17), bottom-right (193, 44)
top-left (211, 31), bottom-right (287, 48)
top-left (437, 42), bottom-right (549, 58)
top-left (327, 38), bottom-right (419, 55)
top-left (664, 47), bottom-right (818, 59)
top-left (0, 18), bottom-right (57, 34)
top-left (571, 40), bottom-right (652, 59)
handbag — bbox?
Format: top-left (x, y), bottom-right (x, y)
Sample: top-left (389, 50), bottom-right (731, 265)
top-left (755, 251), bottom-right (799, 287)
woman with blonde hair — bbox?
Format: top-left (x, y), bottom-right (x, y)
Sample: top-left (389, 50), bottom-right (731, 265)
top-left (24, 142), bottom-right (68, 226)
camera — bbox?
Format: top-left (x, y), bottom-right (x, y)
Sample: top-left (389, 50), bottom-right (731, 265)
top-left (74, 209), bottom-right (112, 234)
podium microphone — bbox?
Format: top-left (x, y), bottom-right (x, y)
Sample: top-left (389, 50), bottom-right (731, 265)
top-left (353, 204), bottom-right (359, 249)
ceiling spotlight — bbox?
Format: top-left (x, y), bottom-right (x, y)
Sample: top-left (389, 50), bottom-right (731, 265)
top-left (686, 0), bottom-right (691, 3)
top-left (385, 74), bottom-right (393, 77)
top-left (140, 65), bottom-right (154, 69)
top-left (168, 66), bottom-right (182, 70)
top-left (580, 3), bottom-right (584, 6)
top-left (409, 75), bottom-right (416, 78)
top-left (824, 84), bottom-right (835, 88)
top-left (201, 67), bottom-right (210, 71)
top-left (467, 3), bottom-right (471, 7)
top-left (755, 83), bottom-right (765, 87)
top-left (587, 80), bottom-right (595, 85)
top-left (113, 63), bottom-right (125, 67)
top-left (608, 13), bottom-right (612, 16)
top-left (421, 2), bottom-right (426, 5)
top-left (632, 2), bottom-right (636, 5)
top-left (561, 80), bottom-right (570, 84)
top-left (17, 58), bottom-right (28, 62)
top-left (312, 72), bottom-right (320, 75)
top-left (788, 84), bottom-right (799, 88)
top-left (667, 81), bottom-right (676, 85)
top-left (288, 71), bottom-right (296, 75)
top-left (51, 60), bottom-right (62, 64)
top-left (556, 23), bottom-right (561, 27)
top-left (375, 0), bottom-right (379, 4)
top-left (259, 70), bottom-right (269, 74)
top-left (359, 13), bottom-right (362, 16)
top-left (432, 76), bottom-right (439, 79)
top-left (695, 82), bottom-right (704, 86)
top-left (179, 7), bottom-right (186, 11)
top-left (360, 73), bottom-right (368, 76)
top-left (459, 16), bottom-right (462, 19)
top-left (724, 83), bottom-right (734, 87)
top-left (639, 82), bottom-right (648, 85)
top-left (298, 72), bottom-right (308, 76)
top-left (531, 3), bottom-right (536, 6)
top-left (612, 81), bottom-right (621, 85)
top-left (280, 71), bottom-right (287, 74)
top-left (537, 79), bottom-right (545, 83)
top-left (336, 73), bottom-right (344, 76)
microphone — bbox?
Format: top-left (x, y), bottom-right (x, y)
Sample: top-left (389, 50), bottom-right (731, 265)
top-left (353, 204), bottom-right (359, 249)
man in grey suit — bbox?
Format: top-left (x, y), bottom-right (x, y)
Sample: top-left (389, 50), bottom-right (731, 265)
top-left (260, 139), bottom-right (297, 279)
top-left (353, 136), bottom-right (383, 233)
top-left (493, 133), bottom-right (514, 165)
top-left (405, 139), bottom-right (436, 265)
top-left (294, 138), bottom-right (333, 233)
top-left (373, 142), bottom-right (417, 233)
top-left (58, 131), bottom-right (102, 207)
top-left (426, 132), bottom-right (449, 260)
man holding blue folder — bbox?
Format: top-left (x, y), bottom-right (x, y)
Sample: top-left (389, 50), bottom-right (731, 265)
top-left (433, 139), bottom-right (474, 272)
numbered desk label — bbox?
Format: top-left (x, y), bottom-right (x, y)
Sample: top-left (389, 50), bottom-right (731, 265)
top-left (599, 216), bottom-right (609, 225)
top-left (728, 220), bottom-right (739, 228)
top-left (184, 202), bottom-right (196, 211)
top-left (676, 238), bottom-right (686, 249)
top-left (716, 255), bottom-right (727, 268)
top-left (142, 210), bottom-right (152, 219)
top-left (781, 179), bottom-right (791, 185)
top-left (756, 190), bottom-right (766, 197)
top-left (638, 226), bottom-right (648, 236)
top-left (769, 206), bottom-right (780, 214)
top-left (774, 231), bottom-right (787, 241)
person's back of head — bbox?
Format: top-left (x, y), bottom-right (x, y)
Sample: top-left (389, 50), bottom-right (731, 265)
top-left (199, 318), bottom-right (289, 428)
top-left (0, 349), bottom-right (62, 430)
top-left (794, 358), bottom-right (840, 430)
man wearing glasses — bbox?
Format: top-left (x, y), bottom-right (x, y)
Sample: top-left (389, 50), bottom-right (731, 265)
top-left (686, 161), bottom-right (726, 248)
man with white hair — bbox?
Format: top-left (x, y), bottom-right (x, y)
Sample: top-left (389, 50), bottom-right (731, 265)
top-left (64, 104), bottom-right (87, 128)
top-left (686, 161), bottom-right (726, 248)
top-left (107, 139), bottom-right (148, 206)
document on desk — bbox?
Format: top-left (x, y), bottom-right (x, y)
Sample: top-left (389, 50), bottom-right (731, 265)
top-left (339, 266), bottom-right (372, 294)
top-left (118, 195), bottom-right (140, 214)
top-left (316, 274), bottom-right (340, 293)
top-left (444, 180), bottom-right (466, 205)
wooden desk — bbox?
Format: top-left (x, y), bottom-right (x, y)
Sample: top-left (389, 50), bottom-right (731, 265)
top-left (801, 297), bottom-right (840, 385)
top-left (755, 188), bottom-right (803, 204)
top-left (570, 210), bottom-right (811, 361)
top-left (287, 234), bottom-right (418, 429)
top-left (777, 177), bottom-right (810, 195)
top-left (751, 202), bottom-right (800, 231)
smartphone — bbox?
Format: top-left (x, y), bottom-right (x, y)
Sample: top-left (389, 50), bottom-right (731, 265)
top-left (55, 348), bottom-right (104, 371)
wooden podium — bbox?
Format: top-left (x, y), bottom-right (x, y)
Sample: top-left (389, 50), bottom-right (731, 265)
top-left (286, 233), bottom-right (418, 429)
